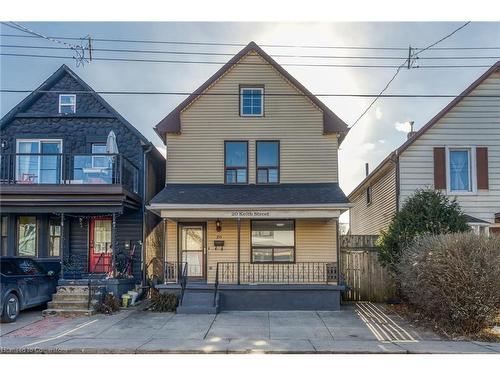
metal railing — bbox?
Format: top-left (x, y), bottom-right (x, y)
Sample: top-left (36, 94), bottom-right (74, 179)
top-left (178, 262), bottom-right (188, 306)
top-left (165, 261), bottom-right (188, 283)
top-left (215, 262), bottom-right (338, 285)
top-left (0, 153), bottom-right (139, 193)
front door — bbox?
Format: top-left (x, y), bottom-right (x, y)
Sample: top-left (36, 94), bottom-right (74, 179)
top-left (179, 223), bottom-right (206, 280)
top-left (89, 218), bottom-right (112, 274)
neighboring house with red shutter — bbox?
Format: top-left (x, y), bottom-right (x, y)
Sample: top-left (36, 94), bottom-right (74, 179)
top-left (349, 61), bottom-right (500, 236)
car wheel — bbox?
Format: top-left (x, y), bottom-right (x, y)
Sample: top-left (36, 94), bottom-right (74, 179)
top-left (1, 293), bottom-right (20, 323)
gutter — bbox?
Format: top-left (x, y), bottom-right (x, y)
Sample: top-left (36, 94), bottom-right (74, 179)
top-left (141, 143), bottom-right (154, 286)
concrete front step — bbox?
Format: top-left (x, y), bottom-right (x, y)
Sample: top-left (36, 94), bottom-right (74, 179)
top-left (42, 308), bottom-right (95, 317)
top-left (176, 291), bottom-right (219, 314)
top-left (47, 300), bottom-right (91, 310)
top-left (56, 285), bottom-right (90, 294)
top-left (51, 293), bottom-right (90, 302)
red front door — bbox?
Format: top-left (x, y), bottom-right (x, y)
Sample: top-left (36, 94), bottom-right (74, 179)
top-left (89, 218), bottom-right (112, 274)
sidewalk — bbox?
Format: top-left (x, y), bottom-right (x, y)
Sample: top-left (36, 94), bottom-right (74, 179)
top-left (1, 303), bottom-right (499, 354)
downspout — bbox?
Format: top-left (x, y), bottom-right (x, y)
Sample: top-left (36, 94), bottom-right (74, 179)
top-left (142, 143), bottom-right (154, 286)
top-left (394, 151), bottom-right (401, 213)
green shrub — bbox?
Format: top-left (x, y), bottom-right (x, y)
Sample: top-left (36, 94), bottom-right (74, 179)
top-left (397, 232), bottom-right (500, 336)
top-left (378, 189), bottom-right (469, 274)
top-left (149, 287), bottom-right (178, 312)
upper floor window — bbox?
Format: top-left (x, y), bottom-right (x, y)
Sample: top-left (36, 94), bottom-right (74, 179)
top-left (240, 87), bottom-right (263, 116)
top-left (225, 141), bottom-right (248, 184)
top-left (59, 94), bottom-right (76, 114)
top-left (16, 139), bottom-right (62, 184)
top-left (448, 148), bottom-right (473, 192)
top-left (256, 141), bottom-right (279, 184)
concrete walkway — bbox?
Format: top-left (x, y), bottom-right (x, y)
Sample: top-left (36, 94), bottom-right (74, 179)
top-left (1, 303), bottom-right (499, 354)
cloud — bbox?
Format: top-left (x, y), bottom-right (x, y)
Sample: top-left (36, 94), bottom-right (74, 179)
top-left (378, 139), bottom-right (386, 144)
top-left (375, 107), bottom-right (383, 120)
top-left (395, 121), bottom-right (412, 133)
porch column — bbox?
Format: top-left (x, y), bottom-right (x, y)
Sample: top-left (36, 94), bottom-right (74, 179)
top-left (237, 218), bottom-right (241, 285)
top-left (112, 213), bottom-right (117, 278)
top-left (60, 213), bottom-right (65, 279)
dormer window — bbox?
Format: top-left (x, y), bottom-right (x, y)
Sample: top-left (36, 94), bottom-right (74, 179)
top-left (59, 94), bottom-right (76, 114)
top-left (240, 86), bottom-right (263, 116)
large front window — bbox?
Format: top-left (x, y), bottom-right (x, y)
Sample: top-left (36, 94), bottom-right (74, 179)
top-left (256, 141), bottom-right (279, 184)
top-left (449, 148), bottom-right (472, 192)
top-left (225, 141), bottom-right (248, 184)
top-left (240, 87), bottom-right (263, 116)
top-left (17, 216), bottom-right (37, 257)
top-left (251, 220), bottom-right (295, 263)
top-left (16, 139), bottom-right (62, 184)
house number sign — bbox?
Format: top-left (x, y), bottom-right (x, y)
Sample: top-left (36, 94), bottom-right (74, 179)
top-left (231, 211), bottom-right (270, 217)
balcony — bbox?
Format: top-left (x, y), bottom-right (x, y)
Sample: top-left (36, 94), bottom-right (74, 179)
top-left (0, 153), bottom-right (138, 193)
top-left (0, 153), bottom-right (141, 213)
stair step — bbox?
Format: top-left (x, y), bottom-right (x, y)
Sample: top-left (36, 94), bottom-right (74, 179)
top-left (56, 285), bottom-right (90, 294)
top-left (47, 300), bottom-right (90, 310)
top-left (52, 293), bottom-right (90, 302)
top-left (176, 291), bottom-right (219, 314)
top-left (42, 308), bottom-right (95, 317)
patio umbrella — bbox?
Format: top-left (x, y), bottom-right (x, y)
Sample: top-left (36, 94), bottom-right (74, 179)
top-left (106, 130), bottom-right (119, 154)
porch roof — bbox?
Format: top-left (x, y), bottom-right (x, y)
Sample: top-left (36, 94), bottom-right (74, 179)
top-left (150, 183), bottom-right (349, 206)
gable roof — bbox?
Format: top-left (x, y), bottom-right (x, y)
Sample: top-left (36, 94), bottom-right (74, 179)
top-left (0, 64), bottom-right (158, 149)
top-left (154, 41), bottom-right (349, 142)
top-left (348, 60), bottom-right (500, 199)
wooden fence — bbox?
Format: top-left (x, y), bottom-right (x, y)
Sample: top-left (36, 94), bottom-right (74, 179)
top-left (340, 235), bottom-right (396, 302)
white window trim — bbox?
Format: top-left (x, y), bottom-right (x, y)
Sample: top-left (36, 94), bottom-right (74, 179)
top-left (58, 94), bottom-right (76, 114)
top-left (445, 146), bottom-right (477, 195)
top-left (91, 143), bottom-right (109, 169)
top-left (240, 87), bottom-right (264, 117)
top-left (15, 139), bottom-right (63, 183)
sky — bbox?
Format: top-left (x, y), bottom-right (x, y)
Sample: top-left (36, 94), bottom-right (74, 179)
top-left (1, 22), bottom-right (499, 224)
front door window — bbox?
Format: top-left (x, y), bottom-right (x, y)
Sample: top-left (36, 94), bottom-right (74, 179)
top-left (17, 216), bottom-right (37, 257)
top-left (180, 224), bottom-right (205, 278)
top-left (89, 218), bottom-right (112, 273)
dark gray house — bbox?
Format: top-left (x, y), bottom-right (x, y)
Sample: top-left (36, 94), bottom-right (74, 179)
top-left (0, 65), bottom-right (165, 303)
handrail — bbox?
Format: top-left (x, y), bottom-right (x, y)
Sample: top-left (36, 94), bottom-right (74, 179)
top-left (87, 250), bottom-right (110, 309)
top-left (215, 262), bottom-right (338, 285)
top-left (213, 262), bottom-right (219, 307)
top-left (178, 262), bottom-right (188, 306)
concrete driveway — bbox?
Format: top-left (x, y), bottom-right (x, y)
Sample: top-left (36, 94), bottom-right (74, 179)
top-left (1, 303), bottom-right (499, 354)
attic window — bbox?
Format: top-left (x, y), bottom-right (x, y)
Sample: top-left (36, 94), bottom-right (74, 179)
top-left (240, 87), bottom-right (263, 116)
top-left (59, 94), bottom-right (76, 114)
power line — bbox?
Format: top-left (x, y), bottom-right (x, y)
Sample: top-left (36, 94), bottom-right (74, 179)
top-left (1, 32), bottom-right (499, 51)
top-left (1, 44), bottom-right (499, 61)
top-left (1, 89), bottom-right (500, 99)
top-left (349, 22), bottom-right (472, 129)
top-left (0, 52), bottom-right (494, 68)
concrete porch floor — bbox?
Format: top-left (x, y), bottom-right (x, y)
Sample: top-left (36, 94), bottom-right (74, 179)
top-left (1, 303), bottom-right (499, 354)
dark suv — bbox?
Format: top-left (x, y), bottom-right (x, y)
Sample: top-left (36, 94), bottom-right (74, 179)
top-left (1, 257), bottom-right (58, 322)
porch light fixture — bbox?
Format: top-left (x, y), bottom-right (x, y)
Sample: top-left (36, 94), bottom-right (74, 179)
top-left (216, 219), bottom-right (222, 232)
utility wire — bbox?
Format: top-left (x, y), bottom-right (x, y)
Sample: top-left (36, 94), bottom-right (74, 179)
top-left (1, 44), bottom-right (499, 61)
top-left (1, 22), bottom-right (89, 66)
top-left (1, 89), bottom-right (499, 99)
top-left (0, 52), bottom-right (494, 68)
top-left (1, 32), bottom-right (499, 51)
top-left (349, 22), bottom-right (472, 129)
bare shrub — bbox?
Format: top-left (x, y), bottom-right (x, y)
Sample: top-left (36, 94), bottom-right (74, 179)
top-left (149, 287), bottom-right (178, 312)
top-left (397, 232), bottom-right (500, 336)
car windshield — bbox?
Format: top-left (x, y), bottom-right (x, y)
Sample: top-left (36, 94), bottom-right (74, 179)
top-left (15, 259), bottom-right (45, 275)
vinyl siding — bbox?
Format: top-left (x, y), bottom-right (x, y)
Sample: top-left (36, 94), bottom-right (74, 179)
top-left (166, 218), bottom-right (337, 283)
top-left (399, 70), bottom-right (500, 223)
top-left (165, 51), bottom-right (339, 184)
top-left (349, 163), bottom-right (397, 235)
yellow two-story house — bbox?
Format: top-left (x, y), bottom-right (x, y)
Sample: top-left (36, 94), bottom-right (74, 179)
top-left (149, 42), bottom-right (351, 312)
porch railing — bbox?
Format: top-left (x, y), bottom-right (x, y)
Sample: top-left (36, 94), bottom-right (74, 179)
top-left (0, 153), bottom-right (139, 194)
top-left (215, 262), bottom-right (338, 285)
top-left (165, 261), bottom-right (188, 283)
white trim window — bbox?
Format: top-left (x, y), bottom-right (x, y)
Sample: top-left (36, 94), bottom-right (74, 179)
top-left (240, 87), bottom-right (263, 116)
top-left (447, 147), bottom-right (476, 194)
top-left (59, 94), bottom-right (76, 114)
top-left (16, 139), bottom-right (63, 184)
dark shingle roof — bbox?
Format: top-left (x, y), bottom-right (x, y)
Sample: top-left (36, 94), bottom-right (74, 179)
top-left (150, 183), bottom-right (349, 206)
top-left (464, 214), bottom-right (491, 225)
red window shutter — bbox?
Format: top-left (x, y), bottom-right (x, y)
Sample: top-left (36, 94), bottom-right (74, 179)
top-left (433, 147), bottom-right (446, 189)
top-left (476, 147), bottom-right (489, 190)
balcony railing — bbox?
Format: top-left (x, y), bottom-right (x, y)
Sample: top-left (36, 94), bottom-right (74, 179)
top-left (215, 262), bottom-right (338, 285)
top-left (0, 153), bottom-right (139, 194)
